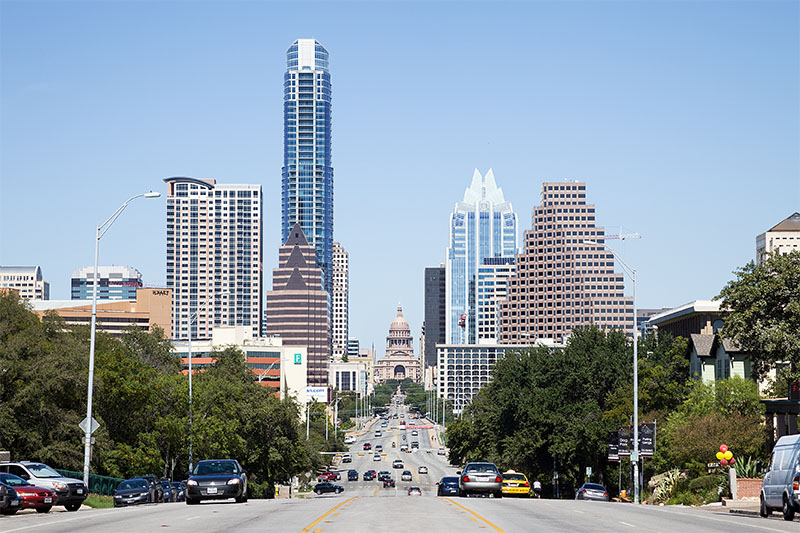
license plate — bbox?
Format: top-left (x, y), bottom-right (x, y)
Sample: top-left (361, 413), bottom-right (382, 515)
top-left (206, 487), bottom-right (218, 494)
top-left (125, 498), bottom-right (134, 503)
top-left (77, 489), bottom-right (84, 494)
top-left (44, 497), bottom-right (53, 503)
top-left (11, 500), bottom-right (19, 506)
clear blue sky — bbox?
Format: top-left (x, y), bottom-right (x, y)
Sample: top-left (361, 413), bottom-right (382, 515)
top-left (1, 1), bottom-right (798, 352)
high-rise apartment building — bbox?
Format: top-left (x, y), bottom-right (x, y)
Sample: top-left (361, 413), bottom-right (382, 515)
top-left (0, 266), bottom-right (49, 300)
top-left (265, 223), bottom-right (330, 386)
top-left (423, 265), bottom-right (446, 367)
top-left (446, 169), bottom-right (518, 344)
top-left (71, 265), bottom-right (142, 300)
top-left (757, 212), bottom-right (800, 264)
top-left (499, 182), bottom-right (633, 343)
top-left (475, 258), bottom-right (516, 343)
top-left (346, 338), bottom-right (360, 359)
top-left (281, 38), bottom-right (334, 296)
top-left (331, 242), bottom-right (348, 360)
top-left (165, 177), bottom-right (263, 341)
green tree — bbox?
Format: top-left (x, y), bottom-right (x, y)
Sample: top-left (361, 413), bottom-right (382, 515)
top-left (717, 250), bottom-right (800, 381)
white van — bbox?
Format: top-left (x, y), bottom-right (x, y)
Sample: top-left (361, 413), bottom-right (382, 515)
top-left (760, 434), bottom-right (800, 520)
top-left (344, 435), bottom-right (355, 444)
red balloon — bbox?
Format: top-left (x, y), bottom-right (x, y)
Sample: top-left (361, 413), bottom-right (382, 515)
top-left (720, 458), bottom-right (729, 466)
top-left (720, 444), bottom-right (728, 453)
top-left (729, 457), bottom-right (735, 465)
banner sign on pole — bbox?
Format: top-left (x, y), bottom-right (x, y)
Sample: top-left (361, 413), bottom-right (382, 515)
top-left (306, 387), bottom-right (328, 403)
top-left (639, 422), bottom-right (655, 456)
top-left (607, 431), bottom-right (619, 462)
top-left (618, 426), bottom-right (631, 457)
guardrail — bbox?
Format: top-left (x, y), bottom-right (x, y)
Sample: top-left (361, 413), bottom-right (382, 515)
top-left (56, 469), bottom-right (124, 496)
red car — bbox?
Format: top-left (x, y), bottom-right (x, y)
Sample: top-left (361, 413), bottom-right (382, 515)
top-left (0, 473), bottom-right (56, 513)
top-left (317, 472), bottom-right (340, 482)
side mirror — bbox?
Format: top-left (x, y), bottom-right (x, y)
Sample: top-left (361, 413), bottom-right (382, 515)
top-left (185, 471), bottom-right (192, 478)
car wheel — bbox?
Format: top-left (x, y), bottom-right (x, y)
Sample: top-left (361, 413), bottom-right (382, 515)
top-left (186, 498), bottom-right (198, 505)
top-left (783, 496), bottom-right (796, 521)
top-left (36, 506), bottom-right (53, 513)
top-left (461, 490), bottom-right (468, 498)
top-left (760, 495), bottom-right (772, 518)
top-left (495, 491), bottom-right (503, 499)
top-left (64, 503), bottom-right (81, 512)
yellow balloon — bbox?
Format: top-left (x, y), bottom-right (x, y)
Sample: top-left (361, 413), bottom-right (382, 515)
top-left (723, 451), bottom-right (733, 461)
top-left (716, 451), bottom-right (724, 460)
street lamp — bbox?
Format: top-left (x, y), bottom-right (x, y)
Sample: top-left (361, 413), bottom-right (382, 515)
top-left (82, 191), bottom-right (160, 487)
top-left (187, 296), bottom-right (213, 473)
top-left (584, 239), bottom-right (639, 504)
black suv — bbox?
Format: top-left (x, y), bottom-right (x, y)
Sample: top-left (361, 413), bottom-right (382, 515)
top-left (185, 459), bottom-right (248, 504)
top-left (363, 470), bottom-right (376, 481)
top-left (347, 470), bottom-right (359, 481)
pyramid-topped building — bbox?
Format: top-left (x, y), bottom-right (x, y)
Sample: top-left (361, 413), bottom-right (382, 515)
top-left (266, 223), bottom-right (330, 386)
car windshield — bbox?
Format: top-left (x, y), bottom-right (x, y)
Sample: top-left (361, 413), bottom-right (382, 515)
top-left (584, 484), bottom-right (606, 491)
top-left (0, 474), bottom-right (29, 487)
top-left (118, 479), bottom-right (148, 490)
top-left (25, 464), bottom-right (62, 478)
top-left (503, 474), bottom-right (527, 481)
top-left (194, 461), bottom-right (238, 475)
top-left (465, 463), bottom-right (498, 473)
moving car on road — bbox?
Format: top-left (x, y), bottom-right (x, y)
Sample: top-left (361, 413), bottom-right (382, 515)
top-left (437, 476), bottom-right (460, 496)
top-left (401, 470), bottom-right (412, 481)
top-left (392, 460), bottom-right (404, 469)
top-left (575, 483), bottom-right (609, 501)
top-left (0, 473), bottom-right (56, 513)
top-left (113, 478), bottom-right (152, 507)
top-left (418, 466), bottom-right (428, 474)
top-left (347, 470), bottom-right (359, 481)
top-left (383, 478), bottom-right (395, 488)
top-left (375, 445), bottom-right (383, 452)
top-left (363, 443), bottom-right (372, 451)
top-left (0, 461), bottom-right (87, 511)
top-left (408, 486), bottom-right (422, 496)
top-left (501, 470), bottom-right (531, 497)
top-left (314, 482), bottom-right (343, 495)
top-left (185, 459), bottom-right (248, 504)
top-left (373, 453), bottom-right (382, 462)
top-left (342, 454), bottom-right (352, 463)
top-left (459, 462), bottom-right (503, 498)
top-left (363, 470), bottom-right (376, 481)
top-left (377, 471), bottom-right (391, 481)
top-left (438, 448), bottom-right (447, 456)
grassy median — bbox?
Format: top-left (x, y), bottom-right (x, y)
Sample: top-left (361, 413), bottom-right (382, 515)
top-left (83, 494), bottom-right (114, 508)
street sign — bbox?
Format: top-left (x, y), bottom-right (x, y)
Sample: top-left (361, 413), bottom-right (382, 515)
top-left (79, 416), bottom-right (100, 435)
top-left (586, 466), bottom-right (592, 478)
top-left (306, 387), bottom-right (328, 403)
top-left (639, 422), bottom-right (655, 456)
top-left (607, 431), bottom-right (619, 462)
top-left (618, 426), bottom-right (630, 457)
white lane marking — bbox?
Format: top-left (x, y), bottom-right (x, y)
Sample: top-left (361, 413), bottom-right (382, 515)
top-left (186, 515), bottom-right (201, 521)
top-left (619, 521), bottom-right (635, 527)
top-left (637, 506), bottom-right (789, 532)
top-left (0, 511), bottom-right (105, 533)
top-left (572, 509), bottom-right (585, 514)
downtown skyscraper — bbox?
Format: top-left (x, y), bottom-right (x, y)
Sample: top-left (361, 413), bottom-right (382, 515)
top-left (281, 39), bottom-right (334, 297)
top-left (499, 181), bottom-right (633, 343)
top-left (446, 169), bottom-right (518, 344)
top-left (165, 177), bottom-right (263, 340)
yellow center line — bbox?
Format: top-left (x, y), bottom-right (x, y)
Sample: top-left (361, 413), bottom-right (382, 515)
top-left (442, 497), bottom-right (504, 533)
top-left (373, 486), bottom-right (379, 496)
top-left (301, 496), bottom-right (358, 533)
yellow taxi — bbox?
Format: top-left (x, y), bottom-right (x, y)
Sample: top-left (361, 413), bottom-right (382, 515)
top-left (501, 470), bottom-right (531, 497)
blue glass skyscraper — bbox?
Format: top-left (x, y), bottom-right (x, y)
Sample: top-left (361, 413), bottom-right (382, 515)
top-left (282, 39), bottom-right (333, 296)
top-left (446, 169), bottom-right (518, 344)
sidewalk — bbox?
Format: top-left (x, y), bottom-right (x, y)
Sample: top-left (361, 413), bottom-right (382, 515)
top-left (701, 499), bottom-right (760, 516)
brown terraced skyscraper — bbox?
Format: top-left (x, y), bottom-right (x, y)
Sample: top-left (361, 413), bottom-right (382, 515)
top-left (499, 181), bottom-right (633, 343)
top-left (266, 223), bottom-right (330, 386)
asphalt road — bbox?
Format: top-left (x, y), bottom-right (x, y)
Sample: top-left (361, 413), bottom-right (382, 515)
top-left (2, 400), bottom-right (798, 532)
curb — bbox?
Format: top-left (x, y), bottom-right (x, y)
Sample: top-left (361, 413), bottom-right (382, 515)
top-left (729, 509), bottom-right (760, 516)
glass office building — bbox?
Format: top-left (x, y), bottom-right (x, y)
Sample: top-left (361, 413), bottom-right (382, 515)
top-left (446, 169), bottom-right (518, 344)
top-left (281, 38), bottom-right (333, 297)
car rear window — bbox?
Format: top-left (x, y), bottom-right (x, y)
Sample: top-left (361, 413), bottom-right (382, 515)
top-left (585, 484), bottom-right (606, 491)
top-left (442, 477), bottom-right (459, 483)
top-left (503, 474), bottom-right (527, 481)
top-left (465, 463), bottom-right (499, 473)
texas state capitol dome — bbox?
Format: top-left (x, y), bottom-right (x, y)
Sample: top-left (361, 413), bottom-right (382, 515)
top-left (374, 304), bottom-right (421, 383)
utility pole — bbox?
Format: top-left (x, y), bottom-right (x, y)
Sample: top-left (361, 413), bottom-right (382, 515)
top-left (306, 402), bottom-right (310, 440)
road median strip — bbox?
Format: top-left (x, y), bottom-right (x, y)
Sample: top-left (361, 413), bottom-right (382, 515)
top-left (442, 497), bottom-right (504, 532)
top-left (301, 496), bottom-right (358, 533)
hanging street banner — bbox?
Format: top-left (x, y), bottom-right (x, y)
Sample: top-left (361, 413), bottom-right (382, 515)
top-left (607, 431), bottom-right (619, 462)
top-left (639, 422), bottom-right (656, 456)
top-left (618, 426), bottom-right (631, 457)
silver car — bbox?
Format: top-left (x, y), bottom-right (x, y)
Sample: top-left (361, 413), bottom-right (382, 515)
top-left (575, 483), bottom-right (609, 501)
top-left (459, 462), bottom-right (502, 498)
top-left (761, 434), bottom-right (800, 520)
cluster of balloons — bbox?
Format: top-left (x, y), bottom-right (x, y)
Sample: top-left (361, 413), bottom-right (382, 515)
top-left (715, 444), bottom-right (735, 466)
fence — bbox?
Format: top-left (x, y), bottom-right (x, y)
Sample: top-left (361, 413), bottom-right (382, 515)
top-left (56, 469), bottom-right (124, 496)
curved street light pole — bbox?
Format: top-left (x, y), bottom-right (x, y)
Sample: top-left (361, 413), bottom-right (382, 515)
top-left (585, 240), bottom-right (638, 504)
top-left (83, 191), bottom-right (160, 487)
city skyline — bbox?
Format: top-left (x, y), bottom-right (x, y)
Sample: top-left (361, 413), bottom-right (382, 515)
top-left (1, 2), bottom-right (797, 351)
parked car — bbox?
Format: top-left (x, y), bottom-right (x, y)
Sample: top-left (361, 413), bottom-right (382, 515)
top-left (408, 486), bottom-right (422, 496)
top-left (761, 434), bottom-right (800, 520)
top-left (459, 462), bottom-right (503, 498)
top-left (363, 470), bottom-right (376, 481)
top-left (401, 470), bottom-right (412, 481)
top-left (0, 473), bottom-right (54, 514)
top-left (575, 483), bottom-right (609, 501)
top-left (185, 459), bottom-right (248, 504)
top-left (0, 482), bottom-right (22, 515)
top-left (113, 478), bottom-right (153, 507)
top-left (383, 478), bottom-right (395, 488)
top-left (313, 482), bottom-right (343, 495)
top-left (347, 470), bottom-right (359, 481)
top-left (502, 470), bottom-right (531, 497)
top-left (172, 482), bottom-right (186, 502)
top-left (0, 462), bottom-right (87, 511)
top-left (437, 476), bottom-right (460, 496)
top-left (160, 480), bottom-right (175, 502)
top-left (140, 474), bottom-right (163, 503)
